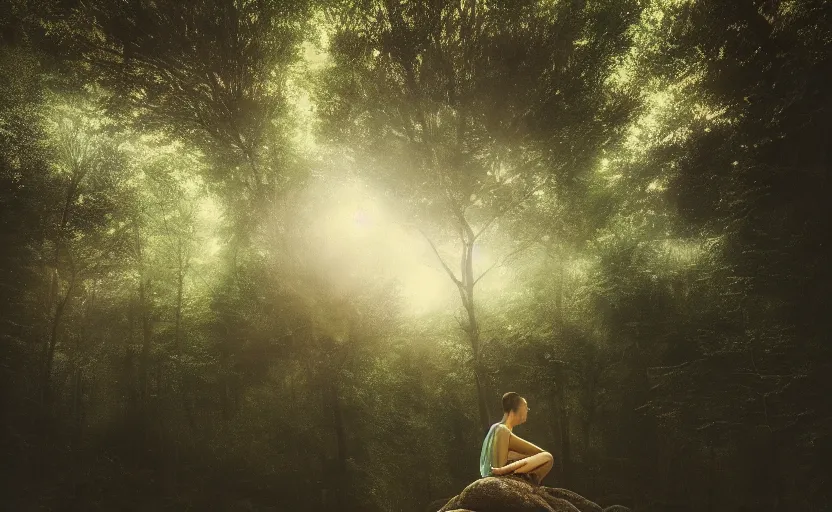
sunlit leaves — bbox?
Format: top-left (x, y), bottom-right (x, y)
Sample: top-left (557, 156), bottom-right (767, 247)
top-left (53, 0), bottom-right (312, 210)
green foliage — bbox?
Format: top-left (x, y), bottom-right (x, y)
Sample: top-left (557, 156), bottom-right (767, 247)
top-left (1, 1), bottom-right (831, 511)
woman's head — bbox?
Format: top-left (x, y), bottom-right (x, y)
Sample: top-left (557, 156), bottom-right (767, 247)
top-left (501, 391), bottom-right (529, 425)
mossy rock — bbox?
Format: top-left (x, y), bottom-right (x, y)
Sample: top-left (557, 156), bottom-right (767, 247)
top-left (432, 476), bottom-right (631, 512)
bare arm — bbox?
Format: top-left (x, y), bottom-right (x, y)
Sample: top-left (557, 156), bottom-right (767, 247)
top-left (491, 425), bottom-right (510, 470)
top-left (491, 458), bottom-right (529, 476)
top-left (508, 432), bottom-right (545, 456)
top-left (490, 426), bottom-right (536, 476)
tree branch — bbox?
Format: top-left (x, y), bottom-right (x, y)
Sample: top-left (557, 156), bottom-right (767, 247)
top-left (473, 173), bottom-right (550, 242)
top-left (473, 223), bottom-right (549, 286)
top-left (417, 227), bottom-right (462, 287)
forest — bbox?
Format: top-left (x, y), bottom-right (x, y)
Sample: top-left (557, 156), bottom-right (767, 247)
top-left (1, 1), bottom-right (830, 511)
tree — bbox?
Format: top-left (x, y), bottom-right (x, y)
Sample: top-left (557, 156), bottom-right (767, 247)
top-left (317, 0), bottom-right (642, 431)
top-left (39, 91), bottom-right (133, 405)
top-left (49, 0), bottom-right (312, 235)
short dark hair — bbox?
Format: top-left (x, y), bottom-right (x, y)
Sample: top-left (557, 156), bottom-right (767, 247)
top-left (502, 392), bottom-right (524, 413)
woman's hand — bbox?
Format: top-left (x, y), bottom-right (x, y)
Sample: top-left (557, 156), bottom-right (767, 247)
top-left (492, 459), bottom-right (527, 476)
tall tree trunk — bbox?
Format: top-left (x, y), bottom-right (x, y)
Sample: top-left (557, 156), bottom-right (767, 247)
top-left (41, 176), bottom-right (83, 406)
top-left (133, 220), bottom-right (153, 412)
top-left (582, 365), bottom-right (600, 453)
top-left (551, 248), bottom-right (572, 484)
top-left (72, 364), bottom-right (83, 426)
top-left (175, 239), bottom-right (184, 353)
top-left (473, 365), bottom-right (490, 431)
top-left (461, 282), bottom-right (490, 430)
top-left (125, 291), bottom-right (138, 415)
top-left (460, 229), bottom-right (491, 431)
top-left (137, 272), bottom-right (156, 463)
top-left (554, 366), bottom-right (572, 487)
top-left (40, 272), bottom-right (75, 406)
top-left (422, 219), bottom-right (492, 431)
top-left (175, 239), bottom-right (195, 431)
top-left (72, 280), bottom-right (95, 429)
top-left (329, 381), bottom-right (347, 472)
top-left (220, 325), bottom-right (232, 421)
top-left (138, 275), bottom-right (152, 405)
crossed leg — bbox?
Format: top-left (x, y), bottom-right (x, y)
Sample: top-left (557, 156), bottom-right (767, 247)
top-left (506, 450), bottom-right (554, 485)
top-left (507, 432), bottom-right (555, 485)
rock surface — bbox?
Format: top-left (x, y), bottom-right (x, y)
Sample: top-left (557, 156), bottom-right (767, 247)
top-left (433, 476), bottom-right (631, 512)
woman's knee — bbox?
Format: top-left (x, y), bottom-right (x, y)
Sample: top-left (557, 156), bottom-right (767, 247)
top-left (529, 451), bottom-right (553, 469)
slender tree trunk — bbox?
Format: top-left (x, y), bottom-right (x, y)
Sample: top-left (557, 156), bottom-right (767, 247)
top-left (138, 275), bottom-right (152, 405)
top-left (329, 381), bottom-right (347, 472)
top-left (175, 239), bottom-right (183, 353)
top-left (462, 286), bottom-right (490, 430)
top-left (72, 280), bottom-right (95, 429)
top-left (137, 272), bottom-right (155, 457)
top-left (473, 366), bottom-right (490, 430)
top-left (42, 174), bottom-right (82, 404)
top-left (134, 220), bottom-right (153, 414)
top-left (183, 372), bottom-right (196, 431)
top-left (554, 366), bottom-right (572, 487)
top-left (221, 377), bottom-right (231, 421)
top-left (40, 272), bottom-right (75, 406)
top-left (550, 248), bottom-right (572, 484)
top-left (42, 266), bottom-right (58, 363)
top-left (582, 365), bottom-right (600, 453)
top-left (72, 364), bottom-right (83, 426)
top-left (220, 325), bottom-right (232, 421)
top-left (125, 291), bottom-right (138, 415)
top-left (460, 231), bottom-right (491, 431)
top-left (172, 236), bottom-right (194, 435)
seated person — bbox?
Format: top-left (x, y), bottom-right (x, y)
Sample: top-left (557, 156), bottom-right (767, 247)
top-left (479, 392), bottom-right (554, 485)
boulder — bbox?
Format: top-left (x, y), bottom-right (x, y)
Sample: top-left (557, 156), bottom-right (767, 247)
top-left (594, 495), bottom-right (634, 509)
top-left (433, 476), bottom-right (631, 512)
top-left (539, 488), bottom-right (602, 512)
top-left (426, 498), bottom-right (458, 512)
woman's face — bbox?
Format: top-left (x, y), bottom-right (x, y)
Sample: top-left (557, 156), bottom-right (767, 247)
top-left (514, 398), bottom-right (529, 424)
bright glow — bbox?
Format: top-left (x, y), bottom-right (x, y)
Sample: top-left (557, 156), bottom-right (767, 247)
top-left (397, 253), bottom-right (457, 316)
top-left (289, 171), bottom-right (524, 317)
top-left (291, 177), bottom-right (464, 316)
top-left (353, 209), bottom-right (372, 228)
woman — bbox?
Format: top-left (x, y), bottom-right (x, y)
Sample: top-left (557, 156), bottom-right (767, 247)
top-left (479, 392), bottom-right (554, 485)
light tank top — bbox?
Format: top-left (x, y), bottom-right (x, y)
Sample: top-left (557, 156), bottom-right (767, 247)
top-left (479, 420), bottom-right (510, 478)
